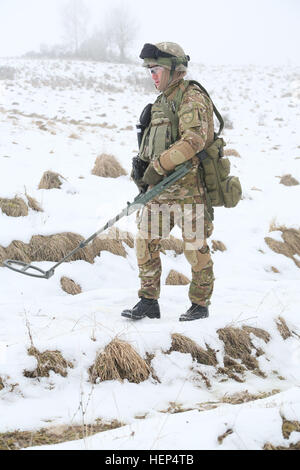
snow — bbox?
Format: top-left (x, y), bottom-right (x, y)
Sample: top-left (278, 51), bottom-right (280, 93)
top-left (0, 58), bottom-right (300, 451)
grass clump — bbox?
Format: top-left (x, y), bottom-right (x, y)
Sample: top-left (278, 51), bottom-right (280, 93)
top-left (24, 347), bottom-right (74, 378)
top-left (168, 333), bottom-right (217, 366)
top-left (60, 277), bottom-right (82, 295)
top-left (30, 232), bottom-right (94, 263)
top-left (217, 326), bottom-right (270, 379)
top-left (276, 317), bottom-right (292, 340)
top-left (0, 420), bottom-right (123, 450)
top-left (91, 154), bottom-right (127, 178)
top-left (89, 338), bottom-right (151, 384)
top-left (279, 174), bottom-right (299, 186)
top-left (25, 193), bottom-right (43, 212)
top-left (38, 171), bottom-right (65, 189)
top-left (165, 270), bottom-right (190, 285)
top-left (0, 197), bottom-right (28, 217)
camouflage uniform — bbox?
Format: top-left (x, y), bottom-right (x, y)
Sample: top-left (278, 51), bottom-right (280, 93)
top-left (136, 72), bottom-right (215, 307)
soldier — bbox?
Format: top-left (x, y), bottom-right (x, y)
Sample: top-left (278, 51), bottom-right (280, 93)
top-left (121, 42), bottom-right (215, 322)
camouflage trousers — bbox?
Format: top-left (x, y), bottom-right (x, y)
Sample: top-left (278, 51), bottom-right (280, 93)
top-left (135, 196), bottom-right (214, 306)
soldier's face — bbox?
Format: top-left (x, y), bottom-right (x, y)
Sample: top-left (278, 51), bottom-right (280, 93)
top-left (149, 66), bottom-right (169, 91)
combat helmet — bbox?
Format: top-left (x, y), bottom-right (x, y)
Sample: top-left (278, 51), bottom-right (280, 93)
top-left (140, 42), bottom-right (190, 73)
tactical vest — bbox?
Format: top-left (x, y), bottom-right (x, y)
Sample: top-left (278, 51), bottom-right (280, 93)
top-left (138, 80), bottom-right (242, 210)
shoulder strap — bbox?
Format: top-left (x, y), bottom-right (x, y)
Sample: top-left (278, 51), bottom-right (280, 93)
top-left (188, 80), bottom-right (224, 137)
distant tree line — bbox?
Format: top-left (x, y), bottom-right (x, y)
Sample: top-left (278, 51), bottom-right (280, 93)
top-left (24, 0), bottom-right (139, 63)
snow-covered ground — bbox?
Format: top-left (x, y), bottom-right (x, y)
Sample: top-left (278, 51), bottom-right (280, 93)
top-left (0, 58), bottom-right (299, 450)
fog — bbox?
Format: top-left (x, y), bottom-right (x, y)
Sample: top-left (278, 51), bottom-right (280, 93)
top-left (0, 0), bottom-right (299, 65)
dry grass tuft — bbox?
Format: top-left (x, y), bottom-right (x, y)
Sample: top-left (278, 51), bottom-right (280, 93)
top-left (0, 420), bottom-right (123, 450)
top-left (217, 429), bottom-right (233, 444)
top-left (91, 154), bottom-right (127, 178)
top-left (279, 174), bottom-right (299, 186)
top-left (1, 232), bottom-right (96, 265)
top-left (108, 227), bottom-right (134, 249)
top-left (60, 277), bottom-right (82, 295)
top-left (211, 240), bottom-right (227, 252)
top-left (24, 347), bottom-right (74, 378)
top-left (89, 339), bottom-right (151, 384)
top-left (0, 246), bottom-right (8, 266)
top-left (165, 269), bottom-right (190, 285)
top-left (6, 240), bottom-right (32, 263)
top-left (160, 236), bottom-right (184, 255)
top-left (0, 377), bottom-right (4, 391)
top-left (224, 148), bottom-right (241, 158)
top-left (265, 225), bottom-right (300, 269)
top-left (217, 326), bottom-right (269, 376)
top-left (168, 333), bottom-right (217, 366)
top-left (0, 197), bottom-right (28, 217)
top-left (264, 441), bottom-right (300, 450)
top-left (282, 418), bottom-right (300, 439)
top-left (242, 325), bottom-right (271, 343)
top-left (264, 237), bottom-right (294, 258)
top-left (30, 232), bottom-right (94, 263)
top-left (38, 171), bottom-right (65, 189)
top-left (92, 234), bottom-right (127, 258)
top-left (221, 389), bottom-right (280, 405)
top-left (276, 317), bottom-right (292, 340)
top-left (25, 193), bottom-right (43, 212)
top-left (271, 266), bottom-right (280, 273)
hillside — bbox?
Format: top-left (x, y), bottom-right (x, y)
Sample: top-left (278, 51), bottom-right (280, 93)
top-left (0, 58), bottom-right (300, 450)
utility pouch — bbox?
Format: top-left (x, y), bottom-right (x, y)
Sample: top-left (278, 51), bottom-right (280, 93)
top-left (197, 138), bottom-right (242, 208)
top-left (136, 103), bottom-right (152, 148)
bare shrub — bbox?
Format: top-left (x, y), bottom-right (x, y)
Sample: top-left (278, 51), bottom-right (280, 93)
top-left (165, 269), bottom-right (190, 285)
top-left (89, 339), bottom-right (151, 384)
top-left (60, 277), bottom-right (82, 295)
top-left (0, 197), bottom-right (28, 217)
top-left (24, 347), bottom-right (73, 378)
top-left (91, 154), bottom-right (127, 178)
top-left (38, 171), bottom-right (65, 189)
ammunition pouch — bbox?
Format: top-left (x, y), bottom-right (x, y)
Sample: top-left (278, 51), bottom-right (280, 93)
top-left (197, 138), bottom-right (242, 208)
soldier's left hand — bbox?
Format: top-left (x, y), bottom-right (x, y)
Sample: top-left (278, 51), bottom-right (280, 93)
top-left (142, 163), bottom-right (164, 185)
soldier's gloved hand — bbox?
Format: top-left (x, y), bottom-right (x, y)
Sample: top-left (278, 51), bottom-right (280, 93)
top-left (142, 163), bottom-right (164, 186)
top-left (130, 168), bottom-right (148, 193)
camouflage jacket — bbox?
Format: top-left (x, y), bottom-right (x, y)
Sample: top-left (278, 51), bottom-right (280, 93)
top-left (141, 79), bottom-right (215, 201)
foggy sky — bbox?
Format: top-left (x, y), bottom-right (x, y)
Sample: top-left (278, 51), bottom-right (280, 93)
top-left (0, 0), bottom-right (299, 65)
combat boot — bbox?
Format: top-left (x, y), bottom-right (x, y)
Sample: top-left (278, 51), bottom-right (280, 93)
top-left (179, 303), bottom-right (208, 321)
top-left (121, 297), bottom-right (160, 320)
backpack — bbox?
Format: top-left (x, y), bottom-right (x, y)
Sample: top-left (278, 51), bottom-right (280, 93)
top-left (185, 80), bottom-right (242, 209)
